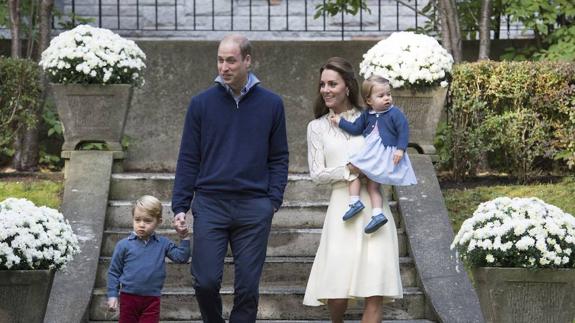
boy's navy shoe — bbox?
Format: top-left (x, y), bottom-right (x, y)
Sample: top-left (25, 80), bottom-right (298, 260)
top-left (364, 213), bottom-right (388, 233)
top-left (343, 200), bottom-right (365, 221)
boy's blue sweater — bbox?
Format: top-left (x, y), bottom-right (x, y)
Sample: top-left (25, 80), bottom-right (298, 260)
top-left (172, 83), bottom-right (289, 214)
top-left (338, 106), bottom-right (409, 150)
top-left (107, 233), bottom-right (190, 297)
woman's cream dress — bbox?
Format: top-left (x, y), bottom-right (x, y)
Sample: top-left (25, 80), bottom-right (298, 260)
top-left (303, 109), bottom-right (403, 306)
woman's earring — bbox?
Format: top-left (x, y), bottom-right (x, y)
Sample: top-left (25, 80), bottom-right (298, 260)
top-left (346, 89), bottom-right (350, 97)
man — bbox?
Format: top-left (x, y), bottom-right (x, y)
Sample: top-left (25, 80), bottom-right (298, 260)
top-left (172, 34), bottom-right (289, 323)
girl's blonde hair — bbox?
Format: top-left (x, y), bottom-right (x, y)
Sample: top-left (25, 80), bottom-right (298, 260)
top-left (361, 75), bottom-right (390, 104)
top-left (133, 195), bottom-right (163, 220)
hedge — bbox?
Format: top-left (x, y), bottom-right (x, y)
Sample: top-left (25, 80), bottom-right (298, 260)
top-left (0, 57), bottom-right (41, 158)
top-left (439, 61), bottom-right (575, 181)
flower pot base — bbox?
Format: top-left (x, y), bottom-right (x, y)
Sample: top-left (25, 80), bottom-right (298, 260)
top-left (0, 270), bottom-right (55, 323)
top-left (473, 267), bottom-right (575, 323)
top-left (61, 141), bottom-right (123, 152)
top-left (392, 86), bottom-right (447, 155)
top-left (51, 84), bottom-right (133, 152)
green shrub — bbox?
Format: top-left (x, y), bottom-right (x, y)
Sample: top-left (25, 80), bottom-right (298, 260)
top-left (0, 57), bottom-right (42, 162)
top-left (442, 61), bottom-right (575, 181)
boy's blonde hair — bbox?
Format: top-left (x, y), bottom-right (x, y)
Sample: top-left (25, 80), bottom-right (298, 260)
top-left (361, 75), bottom-right (391, 104)
top-left (133, 195), bottom-right (162, 220)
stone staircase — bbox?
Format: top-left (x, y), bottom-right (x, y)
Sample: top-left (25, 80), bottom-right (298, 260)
top-left (88, 172), bottom-right (436, 322)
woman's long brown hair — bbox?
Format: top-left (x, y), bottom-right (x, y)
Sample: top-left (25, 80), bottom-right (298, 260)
top-left (313, 57), bottom-right (362, 119)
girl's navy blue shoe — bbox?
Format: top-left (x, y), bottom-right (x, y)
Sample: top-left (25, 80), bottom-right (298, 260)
top-left (364, 213), bottom-right (388, 233)
top-left (342, 200), bottom-right (365, 221)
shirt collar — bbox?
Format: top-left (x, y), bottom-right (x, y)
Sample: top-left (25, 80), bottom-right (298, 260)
top-left (129, 232), bottom-right (158, 242)
top-left (214, 72), bottom-right (260, 100)
top-left (369, 105), bottom-right (394, 114)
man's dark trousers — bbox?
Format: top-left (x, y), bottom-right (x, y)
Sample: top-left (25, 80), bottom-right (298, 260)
top-left (191, 193), bottom-right (274, 323)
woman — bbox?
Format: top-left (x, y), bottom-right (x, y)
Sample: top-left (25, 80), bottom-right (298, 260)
top-left (303, 57), bottom-right (403, 322)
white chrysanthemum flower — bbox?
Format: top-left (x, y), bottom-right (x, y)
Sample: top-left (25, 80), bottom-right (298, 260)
top-left (359, 31), bottom-right (453, 89)
top-left (39, 25), bottom-right (146, 86)
top-left (451, 196), bottom-right (575, 269)
top-left (486, 254), bottom-right (495, 263)
top-left (0, 198), bottom-right (80, 270)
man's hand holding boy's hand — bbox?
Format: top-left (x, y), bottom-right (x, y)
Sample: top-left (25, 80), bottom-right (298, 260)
top-left (107, 297), bottom-right (118, 312)
top-left (173, 212), bottom-right (189, 239)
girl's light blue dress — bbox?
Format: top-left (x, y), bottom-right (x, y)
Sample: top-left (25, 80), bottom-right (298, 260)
top-left (349, 123), bottom-right (417, 186)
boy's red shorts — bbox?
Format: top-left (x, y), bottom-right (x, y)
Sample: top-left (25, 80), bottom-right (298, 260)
top-left (119, 292), bottom-right (161, 323)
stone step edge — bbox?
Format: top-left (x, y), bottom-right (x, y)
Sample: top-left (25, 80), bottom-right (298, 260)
top-left (111, 173), bottom-right (314, 181)
top-left (90, 322), bottom-right (434, 323)
top-left (109, 200), bottom-right (398, 209)
top-left (103, 227), bottom-right (406, 235)
top-left (98, 255), bottom-right (415, 265)
top-left (92, 286), bottom-right (423, 296)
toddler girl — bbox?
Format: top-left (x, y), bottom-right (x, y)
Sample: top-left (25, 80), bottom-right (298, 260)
top-left (330, 75), bottom-right (417, 233)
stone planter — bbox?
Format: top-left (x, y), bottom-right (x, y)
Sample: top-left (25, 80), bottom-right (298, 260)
top-left (392, 86), bottom-right (448, 155)
top-left (472, 267), bottom-right (575, 323)
top-left (51, 84), bottom-right (133, 151)
top-left (0, 269), bottom-right (56, 323)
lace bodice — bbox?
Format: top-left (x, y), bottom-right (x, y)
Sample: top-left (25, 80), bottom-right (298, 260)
top-left (307, 110), bottom-right (365, 184)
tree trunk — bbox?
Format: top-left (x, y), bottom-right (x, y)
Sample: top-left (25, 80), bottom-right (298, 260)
top-left (446, 0), bottom-right (462, 63)
top-left (16, 0), bottom-right (56, 171)
top-left (11, 0), bottom-right (54, 171)
top-left (478, 0), bottom-right (492, 60)
top-left (438, 0), bottom-right (452, 55)
top-left (39, 0), bottom-right (54, 58)
top-left (8, 0), bottom-right (21, 58)
top-left (25, 0), bottom-right (38, 60)
top-left (438, 0), bottom-right (462, 63)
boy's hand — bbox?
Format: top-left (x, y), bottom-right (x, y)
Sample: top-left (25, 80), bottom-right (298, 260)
top-left (329, 114), bottom-right (340, 126)
top-left (107, 297), bottom-right (118, 311)
top-left (393, 149), bottom-right (404, 165)
top-left (173, 212), bottom-right (189, 239)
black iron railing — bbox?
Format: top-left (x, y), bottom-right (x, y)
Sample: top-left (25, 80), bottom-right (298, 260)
top-left (54, 0), bottom-right (527, 40)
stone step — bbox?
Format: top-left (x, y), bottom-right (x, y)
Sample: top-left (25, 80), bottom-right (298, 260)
top-left (91, 321), bottom-right (435, 323)
top-left (101, 228), bottom-right (408, 258)
top-left (95, 256), bottom-right (417, 289)
top-left (108, 173), bottom-right (393, 204)
top-left (106, 200), bottom-right (401, 229)
top-left (90, 286), bottom-right (427, 321)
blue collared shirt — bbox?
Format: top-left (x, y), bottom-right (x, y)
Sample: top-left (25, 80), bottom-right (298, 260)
top-left (214, 72), bottom-right (260, 105)
top-left (107, 232), bottom-right (191, 297)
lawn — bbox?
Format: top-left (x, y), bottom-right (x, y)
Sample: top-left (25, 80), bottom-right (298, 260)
top-left (0, 178), bottom-right (63, 209)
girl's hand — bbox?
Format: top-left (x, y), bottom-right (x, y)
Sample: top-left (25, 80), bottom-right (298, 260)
top-left (393, 149), bottom-right (404, 165)
top-left (107, 297), bottom-right (118, 311)
top-left (329, 114), bottom-right (340, 126)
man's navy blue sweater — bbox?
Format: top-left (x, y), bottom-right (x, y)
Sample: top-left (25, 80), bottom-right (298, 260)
top-left (172, 83), bottom-right (289, 214)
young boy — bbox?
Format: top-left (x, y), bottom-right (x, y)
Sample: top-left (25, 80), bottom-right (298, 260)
top-left (107, 195), bottom-right (190, 323)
